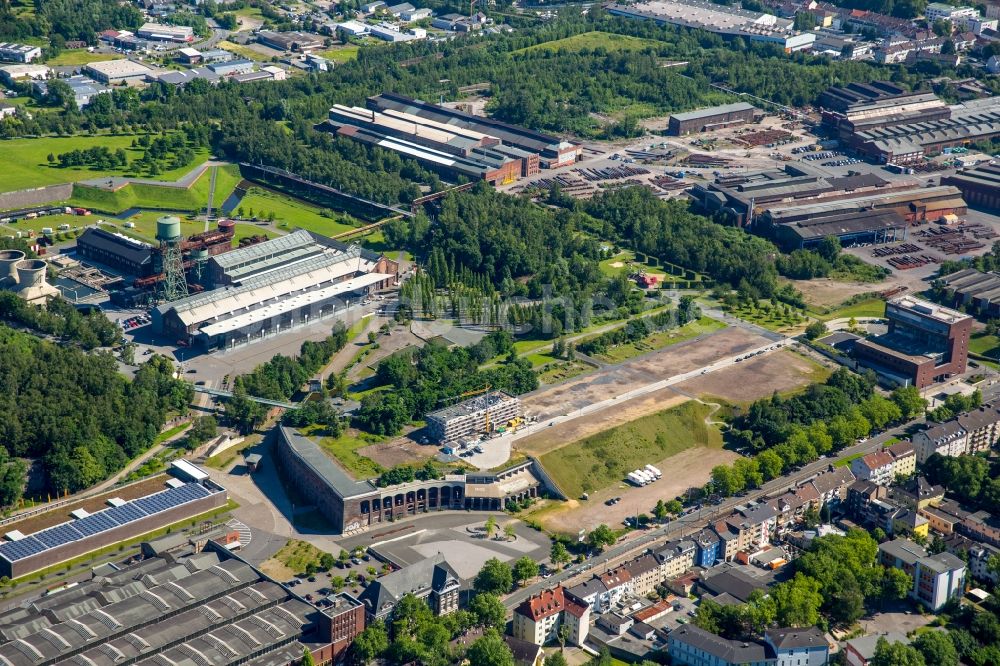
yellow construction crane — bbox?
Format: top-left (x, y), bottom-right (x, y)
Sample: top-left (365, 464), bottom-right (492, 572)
top-left (442, 384), bottom-right (493, 434)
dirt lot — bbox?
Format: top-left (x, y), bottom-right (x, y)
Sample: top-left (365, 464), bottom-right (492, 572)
top-left (675, 349), bottom-right (832, 404)
top-left (357, 439), bottom-right (429, 469)
top-left (528, 446), bottom-right (741, 534)
top-left (785, 277), bottom-right (881, 309)
top-left (520, 326), bottom-right (770, 424)
top-left (516, 390), bottom-right (689, 457)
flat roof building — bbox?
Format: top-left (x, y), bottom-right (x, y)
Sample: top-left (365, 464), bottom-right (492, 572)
top-left (137, 21), bottom-right (194, 42)
top-left (256, 30), bottom-right (325, 52)
top-left (0, 42), bottom-right (41, 63)
top-left (0, 64), bottom-right (49, 84)
top-left (76, 227), bottom-right (155, 276)
top-left (853, 296), bottom-right (973, 388)
top-left (426, 391), bottom-right (521, 444)
top-left (32, 74), bottom-right (110, 108)
top-left (667, 102), bottom-right (758, 135)
top-left (84, 59), bottom-right (155, 84)
top-left (879, 538), bottom-right (966, 610)
top-left (942, 164), bottom-right (1000, 211)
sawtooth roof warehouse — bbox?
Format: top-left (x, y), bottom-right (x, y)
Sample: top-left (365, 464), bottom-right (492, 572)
top-left (152, 230), bottom-right (398, 350)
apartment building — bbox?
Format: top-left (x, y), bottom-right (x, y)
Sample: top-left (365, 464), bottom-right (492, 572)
top-left (656, 539), bottom-right (698, 581)
top-left (567, 570), bottom-right (632, 614)
top-left (512, 586), bottom-right (590, 647)
top-left (851, 450), bottom-right (897, 485)
top-left (957, 404), bottom-right (1000, 454)
top-left (912, 420), bottom-right (969, 463)
top-left (623, 554), bottom-right (664, 598)
top-left (886, 441), bottom-right (917, 478)
top-left (878, 538), bottom-right (966, 611)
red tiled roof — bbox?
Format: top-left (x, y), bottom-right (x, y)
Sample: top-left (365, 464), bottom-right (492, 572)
top-left (518, 586), bottom-right (565, 622)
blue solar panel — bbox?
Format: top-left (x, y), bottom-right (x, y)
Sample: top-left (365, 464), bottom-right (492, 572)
top-left (134, 484), bottom-right (210, 516)
top-left (34, 524), bottom-right (82, 549)
top-left (104, 503), bottom-right (147, 525)
top-left (73, 512), bottom-right (118, 537)
top-left (0, 537), bottom-right (47, 562)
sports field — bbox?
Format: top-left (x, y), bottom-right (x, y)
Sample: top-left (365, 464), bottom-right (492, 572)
top-left (539, 400), bottom-right (722, 499)
top-left (236, 187), bottom-right (358, 237)
top-left (0, 135), bottom-right (210, 193)
top-left (517, 31), bottom-right (663, 54)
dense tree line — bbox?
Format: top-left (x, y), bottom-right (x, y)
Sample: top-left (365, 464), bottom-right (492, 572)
top-left (0, 292), bottom-right (119, 349)
top-left (776, 236), bottom-right (888, 283)
top-left (0, 326), bottom-right (191, 496)
top-left (709, 372), bottom-right (926, 497)
top-left (583, 187), bottom-right (780, 297)
top-left (56, 146), bottom-right (127, 170)
top-left (923, 452), bottom-right (1000, 514)
top-left (354, 330), bottom-right (536, 436)
top-left (0, 0), bottom-right (141, 43)
top-left (577, 296), bottom-right (698, 356)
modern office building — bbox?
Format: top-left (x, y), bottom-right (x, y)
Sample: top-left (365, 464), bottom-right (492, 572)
top-left (425, 391), bottom-right (521, 443)
top-left (878, 538), bottom-right (966, 611)
top-left (852, 296), bottom-right (973, 388)
top-left (667, 102), bottom-right (758, 135)
top-left (0, 42), bottom-right (41, 63)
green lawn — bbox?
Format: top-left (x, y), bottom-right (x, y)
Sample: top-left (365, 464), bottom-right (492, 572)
top-left (316, 430), bottom-right (386, 479)
top-left (970, 332), bottom-right (1000, 360)
top-left (517, 31), bottom-right (663, 54)
top-left (728, 302), bottom-right (808, 332)
top-left (69, 164), bottom-right (241, 214)
top-left (835, 452), bottom-right (865, 468)
top-left (232, 222), bottom-right (281, 247)
top-left (45, 50), bottom-right (124, 66)
top-left (591, 316), bottom-right (726, 364)
top-left (236, 187), bottom-right (359, 237)
top-left (537, 360), bottom-right (592, 385)
top-left (217, 40), bottom-right (265, 61)
top-left (816, 298), bottom-right (886, 322)
top-left (0, 135), bottom-right (202, 193)
top-left (318, 44), bottom-right (360, 63)
top-left (539, 401), bottom-right (722, 498)
top-left (598, 250), bottom-right (666, 279)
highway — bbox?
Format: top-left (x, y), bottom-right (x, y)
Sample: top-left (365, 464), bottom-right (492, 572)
top-left (504, 377), bottom-right (1000, 609)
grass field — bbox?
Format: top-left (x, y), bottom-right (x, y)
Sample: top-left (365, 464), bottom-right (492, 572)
top-left (835, 452), bottom-right (865, 468)
top-left (728, 301), bottom-right (807, 332)
top-left (537, 359), bottom-right (592, 385)
top-left (970, 332), bottom-right (1000, 359)
top-left (539, 401), bottom-right (722, 498)
top-left (318, 44), bottom-right (360, 62)
top-left (0, 134), bottom-right (210, 193)
top-left (591, 316), bottom-right (726, 364)
top-left (45, 50), bottom-right (124, 66)
top-left (517, 31), bottom-right (663, 54)
top-left (236, 187), bottom-right (358, 237)
top-left (233, 222), bottom-right (281, 246)
top-left (816, 297), bottom-right (886, 321)
top-left (217, 40), bottom-right (265, 61)
top-left (69, 164), bottom-right (241, 214)
top-left (598, 250), bottom-right (666, 279)
top-left (259, 539), bottom-right (328, 580)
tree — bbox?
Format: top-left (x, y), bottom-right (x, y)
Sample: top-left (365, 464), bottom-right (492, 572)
top-left (503, 523), bottom-right (517, 541)
top-left (474, 558), bottom-right (513, 595)
top-left (882, 567), bottom-right (912, 602)
top-left (550, 541), bottom-right (571, 569)
top-left (300, 648), bottom-right (316, 666)
top-left (319, 552), bottom-right (335, 571)
top-left (654, 499), bottom-right (668, 521)
top-left (665, 499), bottom-right (683, 515)
top-left (891, 386), bottom-right (927, 420)
top-left (771, 573), bottom-right (823, 628)
top-left (870, 637), bottom-right (926, 666)
top-left (466, 630), bottom-right (515, 666)
top-left (470, 593), bottom-right (507, 630)
top-left (587, 524), bottom-right (617, 551)
top-left (545, 652), bottom-right (570, 666)
top-left (338, 549), bottom-right (350, 568)
top-left (512, 556), bottom-right (540, 586)
top-left (914, 630), bottom-right (959, 666)
top-left (756, 449), bottom-right (784, 481)
top-left (805, 321), bottom-right (827, 340)
top-left (351, 621), bottom-right (388, 664)
top-left (711, 464), bottom-right (744, 496)
top-left (485, 515), bottom-right (497, 540)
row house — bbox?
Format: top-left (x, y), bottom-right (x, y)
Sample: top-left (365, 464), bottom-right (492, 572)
top-left (512, 585), bottom-right (590, 647)
top-left (851, 450), bottom-right (897, 486)
top-left (889, 476), bottom-right (944, 511)
top-left (957, 404), bottom-right (1000, 454)
top-left (918, 498), bottom-right (1000, 548)
top-left (567, 569), bottom-right (632, 614)
top-left (655, 539), bottom-right (698, 582)
top-left (713, 517), bottom-right (756, 562)
top-left (847, 479), bottom-right (887, 524)
top-left (912, 420), bottom-right (968, 464)
top-left (693, 531), bottom-right (721, 568)
top-left (623, 554), bottom-right (664, 598)
top-left (886, 441), bottom-right (917, 478)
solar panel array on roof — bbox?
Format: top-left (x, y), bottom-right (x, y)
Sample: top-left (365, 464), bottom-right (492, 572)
top-left (0, 482), bottom-right (217, 563)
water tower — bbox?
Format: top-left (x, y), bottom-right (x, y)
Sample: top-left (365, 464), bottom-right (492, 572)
top-left (156, 216), bottom-right (188, 302)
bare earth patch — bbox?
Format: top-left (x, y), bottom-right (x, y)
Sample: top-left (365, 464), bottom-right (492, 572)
top-left (785, 277), bottom-right (878, 309)
top-left (675, 349), bottom-right (831, 404)
top-left (358, 439), bottom-right (429, 469)
top-left (531, 446), bottom-right (741, 534)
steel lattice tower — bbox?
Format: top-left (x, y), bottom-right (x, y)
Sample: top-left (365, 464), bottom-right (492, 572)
top-left (156, 216), bottom-right (189, 303)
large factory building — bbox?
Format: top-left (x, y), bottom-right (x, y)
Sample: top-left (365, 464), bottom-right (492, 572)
top-left (667, 102), bottom-right (758, 135)
top-left (152, 230), bottom-right (398, 349)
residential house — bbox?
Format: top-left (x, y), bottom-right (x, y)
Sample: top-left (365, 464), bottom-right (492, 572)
top-left (912, 420), bottom-right (968, 464)
top-left (968, 543), bottom-right (1000, 583)
top-left (512, 585), bottom-right (590, 647)
top-left (878, 538), bottom-right (966, 611)
top-left (669, 624), bottom-right (775, 666)
top-left (735, 502), bottom-right (778, 547)
top-left (846, 479), bottom-right (887, 524)
top-left (844, 632), bottom-right (909, 666)
top-left (693, 531), bottom-right (720, 568)
top-left (960, 510), bottom-right (1000, 548)
top-left (504, 635), bottom-right (543, 666)
top-left (765, 627), bottom-right (830, 666)
top-left (0, 104), bottom-right (14, 119)
top-left (567, 572), bottom-right (628, 614)
top-left (851, 450), bottom-right (896, 485)
top-left (889, 476), bottom-right (944, 511)
top-left (809, 465), bottom-right (856, 512)
top-left (919, 504), bottom-right (962, 534)
top-left (890, 508), bottom-right (929, 539)
top-left (357, 553), bottom-right (459, 620)
top-left (988, 54), bottom-right (1000, 73)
